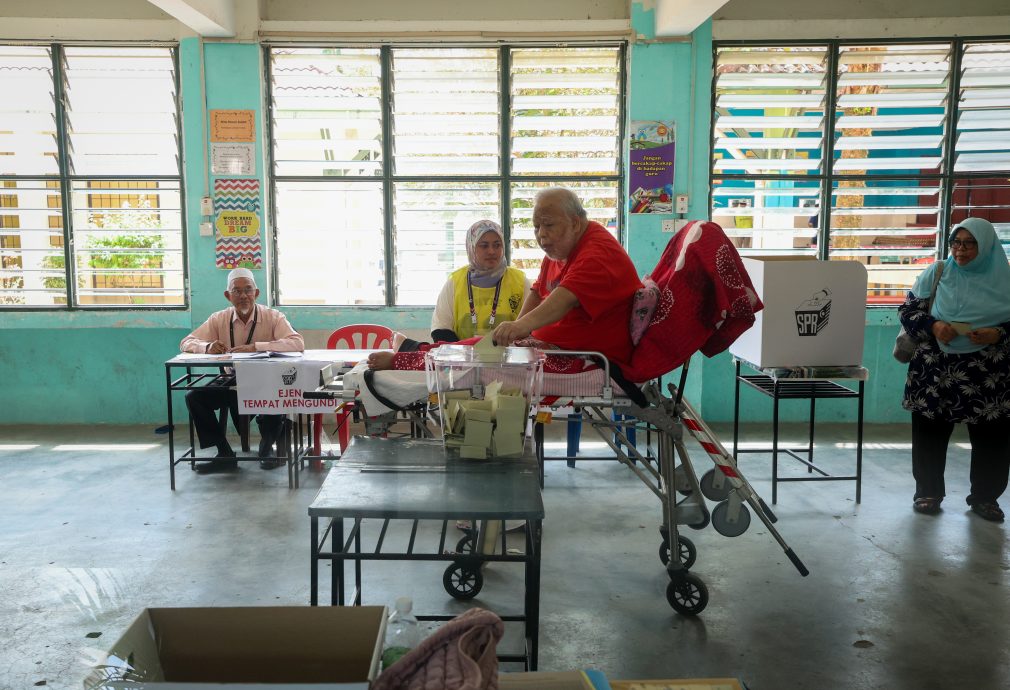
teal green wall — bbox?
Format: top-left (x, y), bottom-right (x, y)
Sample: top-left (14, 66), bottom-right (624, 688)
top-left (0, 21), bottom-right (910, 426)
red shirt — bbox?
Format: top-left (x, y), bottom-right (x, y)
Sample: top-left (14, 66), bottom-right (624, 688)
top-left (532, 222), bottom-right (642, 366)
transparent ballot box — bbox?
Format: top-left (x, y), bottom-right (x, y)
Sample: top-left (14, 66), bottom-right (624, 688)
top-left (425, 344), bottom-right (545, 459)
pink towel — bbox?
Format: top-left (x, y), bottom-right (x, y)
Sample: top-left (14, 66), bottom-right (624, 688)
top-left (371, 608), bottom-right (504, 690)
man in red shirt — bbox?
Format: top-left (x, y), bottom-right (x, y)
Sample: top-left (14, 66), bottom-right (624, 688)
top-left (492, 187), bottom-right (642, 367)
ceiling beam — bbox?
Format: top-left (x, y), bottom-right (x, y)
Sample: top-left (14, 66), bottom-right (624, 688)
top-left (655, 0), bottom-right (730, 36)
top-left (146, 0), bottom-right (236, 37)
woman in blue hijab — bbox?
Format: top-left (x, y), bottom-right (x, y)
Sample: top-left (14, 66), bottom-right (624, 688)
top-left (900, 217), bottom-right (1010, 521)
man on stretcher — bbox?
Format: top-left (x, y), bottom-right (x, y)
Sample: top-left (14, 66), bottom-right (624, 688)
top-left (368, 186), bottom-right (643, 373)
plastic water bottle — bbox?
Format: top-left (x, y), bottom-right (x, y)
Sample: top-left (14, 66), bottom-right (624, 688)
top-left (381, 597), bottom-right (420, 670)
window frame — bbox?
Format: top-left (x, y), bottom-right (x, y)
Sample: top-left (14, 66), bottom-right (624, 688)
top-left (710, 36), bottom-right (1010, 307)
top-left (264, 42), bottom-right (627, 308)
top-left (0, 42), bottom-right (186, 311)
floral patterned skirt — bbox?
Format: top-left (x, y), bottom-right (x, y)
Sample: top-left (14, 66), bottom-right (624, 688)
top-left (902, 337), bottom-right (1010, 423)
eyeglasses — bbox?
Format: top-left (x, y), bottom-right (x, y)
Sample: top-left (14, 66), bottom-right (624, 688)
top-left (950, 239), bottom-right (978, 250)
top-left (229, 287), bottom-right (256, 295)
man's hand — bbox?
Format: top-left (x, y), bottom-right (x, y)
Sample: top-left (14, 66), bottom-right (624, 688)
top-left (932, 321), bottom-right (957, 344)
top-left (968, 327), bottom-right (1001, 346)
top-left (206, 340), bottom-right (228, 354)
top-left (367, 352), bottom-right (395, 370)
top-left (491, 320), bottom-right (532, 347)
top-left (229, 344), bottom-right (257, 353)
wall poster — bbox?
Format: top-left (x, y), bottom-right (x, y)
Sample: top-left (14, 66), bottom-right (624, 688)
top-left (629, 120), bottom-right (675, 214)
top-left (214, 178), bottom-right (262, 269)
top-left (211, 143), bottom-right (256, 175)
top-left (210, 109), bottom-right (256, 142)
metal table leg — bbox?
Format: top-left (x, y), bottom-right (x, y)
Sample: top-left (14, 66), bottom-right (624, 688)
top-left (310, 516), bottom-right (319, 606)
top-left (856, 380), bottom-right (864, 504)
top-left (807, 396), bottom-right (816, 473)
top-left (526, 519), bottom-right (542, 671)
top-left (333, 518), bottom-right (344, 606)
top-left (733, 359), bottom-right (741, 459)
top-left (166, 365), bottom-right (176, 491)
top-left (772, 380), bottom-right (780, 505)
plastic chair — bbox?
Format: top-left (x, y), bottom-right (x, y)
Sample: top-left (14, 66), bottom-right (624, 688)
top-left (314, 324), bottom-right (394, 456)
top-left (326, 324), bottom-right (394, 350)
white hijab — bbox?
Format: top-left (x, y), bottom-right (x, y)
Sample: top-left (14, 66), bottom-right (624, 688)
top-left (466, 220), bottom-right (507, 288)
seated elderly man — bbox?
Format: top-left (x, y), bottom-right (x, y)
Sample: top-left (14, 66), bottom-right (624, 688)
top-left (490, 187), bottom-right (642, 363)
top-left (370, 187), bottom-right (642, 371)
top-left (180, 268), bottom-right (305, 473)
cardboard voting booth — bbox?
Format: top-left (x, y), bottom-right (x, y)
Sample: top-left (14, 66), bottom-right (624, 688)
top-left (84, 606), bottom-right (386, 689)
top-left (426, 341), bottom-right (544, 459)
top-left (730, 257), bottom-right (868, 368)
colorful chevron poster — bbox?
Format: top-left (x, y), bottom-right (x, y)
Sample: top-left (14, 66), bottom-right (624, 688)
top-left (214, 178), bottom-right (262, 269)
top-left (216, 236), bottom-right (262, 269)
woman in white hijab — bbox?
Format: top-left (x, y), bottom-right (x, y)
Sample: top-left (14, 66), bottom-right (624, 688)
top-left (430, 219), bottom-right (530, 342)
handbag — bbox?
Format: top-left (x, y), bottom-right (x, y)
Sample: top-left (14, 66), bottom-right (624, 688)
top-left (893, 262), bottom-right (944, 363)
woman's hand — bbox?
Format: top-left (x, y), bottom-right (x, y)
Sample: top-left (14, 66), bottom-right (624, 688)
top-left (491, 320), bottom-right (532, 347)
top-left (932, 321), bottom-right (958, 344)
top-left (968, 327), bottom-right (1001, 346)
top-left (229, 344), bottom-right (257, 353)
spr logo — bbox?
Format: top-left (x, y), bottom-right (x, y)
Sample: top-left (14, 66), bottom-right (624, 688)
top-left (795, 289), bottom-right (832, 336)
top-left (281, 366), bottom-right (298, 385)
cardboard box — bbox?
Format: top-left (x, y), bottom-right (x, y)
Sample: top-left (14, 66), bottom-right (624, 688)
top-left (84, 606), bottom-right (386, 689)
top-left (729, 257), bottom-right (867, 367)
top-left (500, 670), bottom-right (596, 689)
top-left (610, 679), bottom-right (744, 690)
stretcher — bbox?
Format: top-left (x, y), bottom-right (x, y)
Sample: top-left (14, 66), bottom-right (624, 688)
top-left (308, 349), bottom-right (809, 616)
top-left (306, 220), bottom-right (810, 614)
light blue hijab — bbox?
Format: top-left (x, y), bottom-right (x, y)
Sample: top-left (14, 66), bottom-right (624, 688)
top-left (911, 217), bottom-right (1010, 354)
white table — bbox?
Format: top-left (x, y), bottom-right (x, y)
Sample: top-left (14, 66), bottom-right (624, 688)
top-left (164, 350), bottom-right (383, 489)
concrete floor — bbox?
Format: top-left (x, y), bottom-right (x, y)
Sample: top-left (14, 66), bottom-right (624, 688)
top-left (1, 421), bottom-right (1008, 689)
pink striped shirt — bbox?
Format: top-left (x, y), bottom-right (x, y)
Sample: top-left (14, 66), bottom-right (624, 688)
top-left (180, 304), bottom-right (304, 353)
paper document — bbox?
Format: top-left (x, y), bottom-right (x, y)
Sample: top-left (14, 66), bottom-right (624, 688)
top-left (474, 334), bottom-right (505, 360)
top-left (229, 351), bottom-right (303, 360)
top-left (950, 321), bottom-right (972, 336)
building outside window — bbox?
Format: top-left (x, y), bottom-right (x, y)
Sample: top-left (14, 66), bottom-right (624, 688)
top-left (711, 40), bottom-right (1010, 305)
top-left (0, 45), bottom-right (184, 308)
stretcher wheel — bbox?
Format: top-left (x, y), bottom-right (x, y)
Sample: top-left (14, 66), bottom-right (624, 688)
top-left (456, 535), bottom-right (475, 553)
top-left (687, 505), bottom-right (710, 531)
top-left (443, 561), bottom-right (483, 600)
top-left (673, 465), bottom-right (693, 496)
top-left (659, 535), bottom-right (696, 570)
top-left (699, 468), bottom-right (732, 502)
top-left (711, 500), bottom-right (751, 537)
top-left (666, 573), bottom-right (708, 615)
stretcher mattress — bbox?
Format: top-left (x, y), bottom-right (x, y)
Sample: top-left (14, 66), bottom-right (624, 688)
top-left (342, 361), bottom-right (615, 416)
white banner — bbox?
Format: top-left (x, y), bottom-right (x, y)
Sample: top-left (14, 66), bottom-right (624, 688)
top-left (235, 360), bottom-right (339, 414)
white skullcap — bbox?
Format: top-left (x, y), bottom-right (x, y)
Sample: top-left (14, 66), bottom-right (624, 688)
top-left (227, 267), bottom-right (256, 289)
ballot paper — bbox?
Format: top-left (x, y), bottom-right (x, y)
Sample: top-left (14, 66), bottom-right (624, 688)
top-left (474, 334), bottom-right (506, 360)
top-left (950, 321), bottom-right (972, 336)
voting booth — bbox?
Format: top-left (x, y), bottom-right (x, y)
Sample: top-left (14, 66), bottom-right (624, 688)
top-left (426, 344), bottom-right (545, 459)
top-left (730, 257), bottom-right (868, 368)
